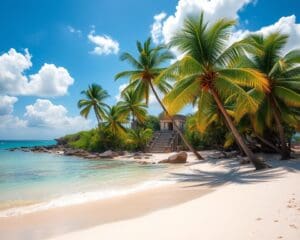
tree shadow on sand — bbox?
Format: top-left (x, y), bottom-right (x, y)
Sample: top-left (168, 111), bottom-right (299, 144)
top-left (170, 158), bottom-right (300, 188)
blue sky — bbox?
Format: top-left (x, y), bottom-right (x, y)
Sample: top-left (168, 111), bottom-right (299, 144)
top-left (0, 0), bottom-right (299, 139)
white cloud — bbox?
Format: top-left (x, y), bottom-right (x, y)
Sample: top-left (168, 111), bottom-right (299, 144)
top-left (24, 99), bottom-right (91, 130)
top-left (151, 12), bottom-right (167, 44)
top-left (27, 63), bottom-right (74, 97)
top-left (115, 83), bottom-right (128, 101)
top-left (0, 95), bottom-right (18, 115)
top-left (0, 114), bottom-right (27, 129)
top-left (0, 48), bottom-right (32, 95)
top-left (67, 25), bottom-right (82, 36)
top-left (232, 15), bottom-right (300, 53)
top-left (151, 0), bottom-right (300, 56)
top-left (88, 30), bottom-right (120, 55)
top-left (0, 48), bottom-right (74, 97)
top-left (155, 0), bottom-right (253, 44)
top-left (0, 99), bottom-right (92, 139)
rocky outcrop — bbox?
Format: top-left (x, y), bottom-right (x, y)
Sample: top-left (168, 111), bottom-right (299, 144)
top-left (159, 151), bottom-right (187, 164)
top-left (99, 150), bottom-right (119, 159)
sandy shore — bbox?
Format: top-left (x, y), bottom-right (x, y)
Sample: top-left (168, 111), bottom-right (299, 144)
top-left (1, 152), bottom-right (300, 240)
top-left (0, 181), bottom-right (210, 240)
top-left (49, 155), bottom-right (300, 240)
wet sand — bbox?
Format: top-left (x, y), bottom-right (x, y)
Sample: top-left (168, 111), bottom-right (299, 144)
top-left (0, 182), bottom-right (211, 240)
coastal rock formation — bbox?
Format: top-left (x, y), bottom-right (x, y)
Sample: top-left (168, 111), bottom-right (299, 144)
top-left (99, 150), bottom-right (119, 159)
top-left (159, 151), bottom-right (187, 164)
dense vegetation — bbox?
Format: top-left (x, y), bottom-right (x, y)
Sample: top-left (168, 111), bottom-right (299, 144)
top-left (59, 115), bottom-right (158, 152)
top-left (64, 12), bottom-right (299, 170)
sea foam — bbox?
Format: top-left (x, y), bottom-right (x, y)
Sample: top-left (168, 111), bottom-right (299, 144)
top-left (0, 179), bottom-right (176, 218)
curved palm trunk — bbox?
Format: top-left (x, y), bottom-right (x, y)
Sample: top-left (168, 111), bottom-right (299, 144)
top-left (93, 106), bottom-right (102, 127)
top-left (149, 81), bottom-right (203, 160)
top-left (270, 97), bottom-right (290, 160)
top-left (211, 89), bottom-right (270, 170)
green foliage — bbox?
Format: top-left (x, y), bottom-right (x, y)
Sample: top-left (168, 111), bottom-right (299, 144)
top-left (115, 37), bottom-right (174, 105)
top-left (59, 127), bottom-right (127, 152)
top-left (117, 89), bottom-right (147, 123)
top-left (103, 105), bottom-right (128, 136)
top-left (126, 128), bottom-right (153, 151)
top-left (184, 115), bottom-right (228, 150)
top-left (143, 115), bottom-right (160, 131)
top-left (78, 84), bottom-right (110, 124)
top-left (63, 129), bottom-right (100, 151)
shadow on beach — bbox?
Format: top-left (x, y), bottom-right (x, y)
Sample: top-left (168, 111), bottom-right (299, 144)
top-left (170, 156), bottom-right (300, 188)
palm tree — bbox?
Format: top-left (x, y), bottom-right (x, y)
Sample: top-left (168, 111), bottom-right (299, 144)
top-left (103, 104), bottom-right (128, 136)
top-left (115, 38), bottom-right (203, 160)
top-left (163, 13), bottom-right (270, 170)
top-left (127, 128), bottom-right (153, 151)
top-left (78, 84), bottom-right (109, 125)
top-left (243, 33), bottom-right (300, 159)
top-left (118, 89), bottom-right (147, 126)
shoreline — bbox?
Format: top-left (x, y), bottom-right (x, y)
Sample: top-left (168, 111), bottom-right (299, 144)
top-left (1, 148), bottom-right (299, 240)
top-left (0, 182), bottom-right (212, 240)
top-left (50, 158), bottom-right (300, 240)
top-left (6, 144), bottom-right (241, 164)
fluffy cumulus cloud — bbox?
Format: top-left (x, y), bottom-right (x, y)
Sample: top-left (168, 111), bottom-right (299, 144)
top-left (0, 48), bottom-right (74, 97)
top-left (0, 99), bottom-right (92, 139)
top-left (88, 30), bottom-right (120, 55)
top-left (155, 0), bottom-right (253, 43)
top-left (151, 12), bottom-right (167, 44)
top-left (151, 0), bottom-right (300, 54)
top-left (232, 15), bottom-right (300, 52)
top-left (0, 95), bottom-right (18, 115)
top-left (27, 63), bottom-right (74, 97)
top-left (24, 99), bottom-right (91, 130)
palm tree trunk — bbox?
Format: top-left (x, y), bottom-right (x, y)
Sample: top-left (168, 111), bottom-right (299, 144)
top-left (149, 81), bottom-right (203, 160)
top-left (270, 97), bottom-right (290, 159)
top-left (93, 106), bottom-right (102, 127)
top-left (211, 89), bottom-right (270, 170)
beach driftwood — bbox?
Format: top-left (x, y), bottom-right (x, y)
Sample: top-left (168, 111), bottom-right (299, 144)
top-left (159, 151), bottom-right (187, 164)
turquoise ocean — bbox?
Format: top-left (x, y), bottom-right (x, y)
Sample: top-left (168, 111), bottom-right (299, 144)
top-left (0, 140), bottom-right (175, 217)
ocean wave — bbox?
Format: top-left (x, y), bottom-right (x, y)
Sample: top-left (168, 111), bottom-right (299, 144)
top-left (0, 179), bottom-right (176, 218)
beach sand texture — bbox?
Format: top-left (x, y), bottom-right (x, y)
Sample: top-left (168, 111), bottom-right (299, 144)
top-left (50, 156), bottom-right (300, 240)
top-left (0, 153), bottom-right (299, 240)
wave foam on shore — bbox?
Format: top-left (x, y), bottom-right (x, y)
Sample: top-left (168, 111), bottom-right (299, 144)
top-left (0, 179), bottom-right (176, 218)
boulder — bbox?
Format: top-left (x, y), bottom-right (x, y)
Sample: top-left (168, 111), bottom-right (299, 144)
top-left (159, 151), bottom-right (187, 164)
top-left (99, 150), bottom-right (118, 158)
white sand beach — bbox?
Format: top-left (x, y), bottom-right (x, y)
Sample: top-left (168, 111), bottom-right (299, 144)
top-left (48, 154), bottom-right (300, 240)
top-left (1, 152), bottom-right (299, 240)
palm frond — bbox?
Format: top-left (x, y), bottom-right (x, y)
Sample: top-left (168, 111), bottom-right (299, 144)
top-left (274, 86), bottom-right (300, 107)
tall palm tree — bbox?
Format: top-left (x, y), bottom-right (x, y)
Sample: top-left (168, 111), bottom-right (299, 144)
top-left (118, 89), bottom-right (147, 126)
top-left (103, 104), bottom-right (128, 136)
top-left (243, 33), bottom-right (300, 159)
top-left (115, 38), bottom-right (203, 160)
top-left (163, 13), bottom-right (270, 169)
top-left (77, 84), bottom-right (110, 125)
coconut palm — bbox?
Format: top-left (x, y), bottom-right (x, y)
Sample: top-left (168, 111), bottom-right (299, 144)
top-left (243, 32), bottom-right (300, 159)
top-left (118, 89), bottom-right (147, 126)
top-left (127, 128), bottom-right (153, 151)
top-left (115, 38), bottom-right (203, 159)
top-left (103, 105), bottom-right (128, 136)
top-left (77, 84), bottom-right (109, 125)
top-left (163, 13), bottom-right (270, 169)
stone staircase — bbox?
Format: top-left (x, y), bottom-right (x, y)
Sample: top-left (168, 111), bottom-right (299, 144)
top-left (148, 131), bottom-right (178, 153)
